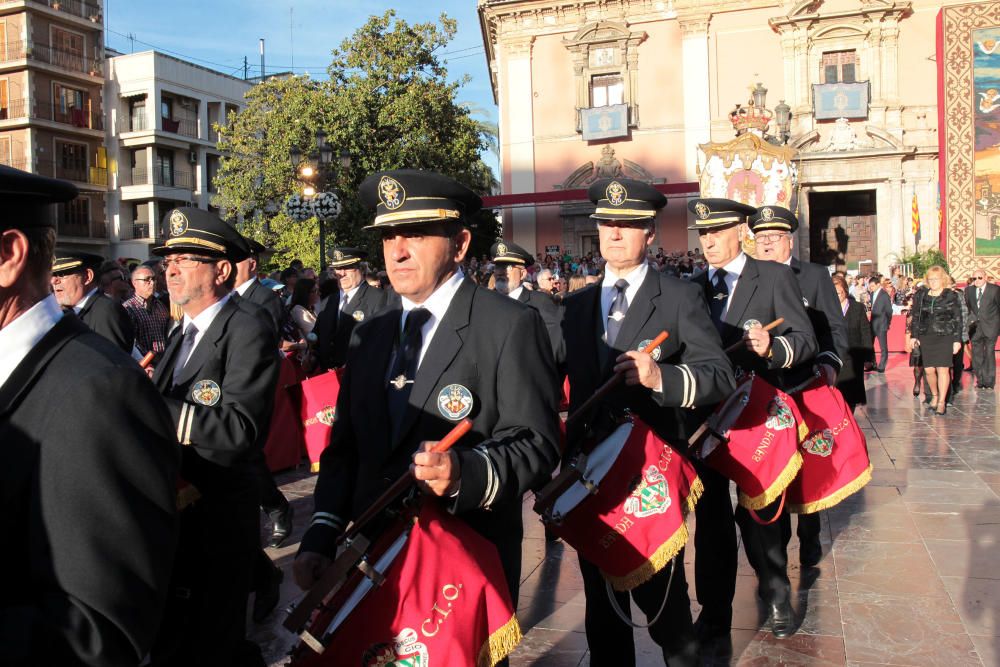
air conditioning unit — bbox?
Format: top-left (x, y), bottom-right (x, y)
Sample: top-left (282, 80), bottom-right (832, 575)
top-left (188, 151), bottom-right (198, 165)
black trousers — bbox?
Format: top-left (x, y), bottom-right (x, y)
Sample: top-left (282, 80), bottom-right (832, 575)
top-left (735, 497), bottom-right (791, 605)
top-left (255, 454), bottom-right (287, 514)
top-left (972, 334), bottom-right (998, 388)
top-left (874, 328), bottom-right (889, 371)
top-left (692, 463), bottom-right (737, 628)
top-left (796, 512), bottom-right (821, 549)
top-left (579, 552), bottom-right (698, 667)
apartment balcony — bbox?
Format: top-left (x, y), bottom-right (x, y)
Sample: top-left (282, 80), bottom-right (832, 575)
top-left (0, 40), bottom-right (102, 76)
top-left (122, 166), bottom-right (195, 191)
top-left (119, 216), bottom-right (154, 241)
top-left (0, 0), bottom-right (104, 22)
top-left (161, 116), bottom-right (199, 139)
top-left (0, 158), bottom-right (28, 170)
top-left (38, 158), bottom-right (107, 186)
top-left (0, 39), bottom-right (27, 64)
top-left (57, 216), bottom-right (107, 239)
top-left (117, 110), bottom-right (148, 134)
top-left (0, 98), bottom-right (29, 120)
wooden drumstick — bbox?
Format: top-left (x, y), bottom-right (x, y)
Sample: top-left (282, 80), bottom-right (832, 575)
top-left (138, 351), bottom-right (155, 369)
top-left (724, 317), bottom-right (784, 354)
top-left (565, 330), bottom-right (669, 429)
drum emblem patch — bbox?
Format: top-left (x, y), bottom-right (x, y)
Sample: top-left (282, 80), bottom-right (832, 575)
top-left (191, 379), bottom-right (221, 406)
top-left (363, 628), bottom-right (428, 667)
top-left (438, 384), bottom-right (473, 421)
top-left (765, 396), bottom-right (795, 431)
top-left (803, 429), bottom-right (834, 457)
top-left (623, 466), bottom-right (672, 518)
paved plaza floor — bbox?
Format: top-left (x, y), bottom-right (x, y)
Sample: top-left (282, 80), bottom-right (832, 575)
top-left (252, 355), bottom-right (1000, 665)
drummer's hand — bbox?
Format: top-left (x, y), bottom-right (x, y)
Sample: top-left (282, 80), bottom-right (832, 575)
top-left (412, 442), bottom-right (461, 497)
top-left (744, 325), bottom-right (772, 358)
top-left (817, 363), bottom-right (837, 387)
top-left (293, 551), bottom-right (332, 591)
top-left (614, 351), bottom-right (662, 391)
top-left (953, 341), bottom-right (962, 355)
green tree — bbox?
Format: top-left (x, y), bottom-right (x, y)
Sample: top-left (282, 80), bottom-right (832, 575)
top-left (213, 11), bottom-right (496, 270)
top-left (892, 248), bottom-right (949, 278)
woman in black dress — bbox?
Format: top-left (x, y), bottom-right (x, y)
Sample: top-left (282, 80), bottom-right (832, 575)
top-left (832, 274), bottom-right (873, 410)
top-left (908, 266), bottom-right (963, 415)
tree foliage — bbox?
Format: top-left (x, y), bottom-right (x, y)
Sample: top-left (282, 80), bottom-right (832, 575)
top-left (893, 247), bottom-right (949, 279)
top-left (214, 11), bottom-right (498, 270)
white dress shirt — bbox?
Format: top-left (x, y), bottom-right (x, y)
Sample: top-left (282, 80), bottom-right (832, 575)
top-left (0, 294), bottom-right (64, 389)
top-left (177, 293), bottom-right (232, 369)
top-left (600, 262), bottom-right (649, 338)
top-left (708, 252), bottom-right (748, 321)
top-left (507, 284), bottom-right (524, 301)
top-left (73, 287), bottom-right (100, 315)
top-left (234, 277), bottom-right (256, 296)
top-left (400, 270), bottom-right (465, 369)
top-left (340, 285), bottom-right (360, 311)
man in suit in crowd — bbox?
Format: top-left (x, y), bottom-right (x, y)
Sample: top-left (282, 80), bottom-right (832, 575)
top-left (150, 207), bottom-right (279, 666)
top-left (0, 166), bottom-right (179, 665)
top-left (234, 239), bottom-right (285, 334)
top-left (51, 252), bottom-right (135, 353)
top-left (293, 170), bottom-right (561, 610)
top-left (560, 180), bottom-right (735, 666)
top-left (690, 198), bottom-right (818, 642)
top-left (966, 268), bottom-right (1000, 389)
top-left (491, 240), bottom-right (565, 368)
top-left (868, 276), bottom-right (893, 372)
top-left (749, 205), bottom-right (848, 568)
top-left (313, 247), bottom-right (389, 371)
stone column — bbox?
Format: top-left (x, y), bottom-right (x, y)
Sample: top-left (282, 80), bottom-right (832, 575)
top-left (680, 13), bottom-right (710, 181)
top-left (500, 35), bottom-right (537, 253)
top-left (882, 177), bottom-right (904, 269)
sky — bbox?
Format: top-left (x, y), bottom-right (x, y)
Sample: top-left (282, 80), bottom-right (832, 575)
top-left (103, 0), bottom-right (498, 167)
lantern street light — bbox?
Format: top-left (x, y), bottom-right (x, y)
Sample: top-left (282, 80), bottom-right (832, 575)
top-left (287, 130), bottom-right (352, 269)
top-left (774, 99), bottom-right (792, 145)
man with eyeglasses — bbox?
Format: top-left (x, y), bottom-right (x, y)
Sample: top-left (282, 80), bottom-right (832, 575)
top-left (149, 207), bottom-right (279, 666)
top-left (749, 205), bottom-right (849, 569)
top-left (965, 269), bottom-right (1000, 389)
top-left (123, 264), bottom-right (171, 362)
top-left (51, 252), bottom-right (135, 353)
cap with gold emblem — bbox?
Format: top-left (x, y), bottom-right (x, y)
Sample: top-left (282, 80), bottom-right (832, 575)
top-left (359, 169), bottom-right (482, 229)
top-left (587, 178), bottom-right (666, 221)
top-left (151, 207), bottom-right (250, 260)
top-left (491, 240), bottom-right (533, 266)
top-left (329, 247), bottom-right (367, 269)
top-left (686, 198), bottom-right (757, 230)
top-left (748, 205), bottom-right (798, 234)
top-left (52, 252), bottom-right (104, 277)
top-left (0, 164), bottom-right (78, 230)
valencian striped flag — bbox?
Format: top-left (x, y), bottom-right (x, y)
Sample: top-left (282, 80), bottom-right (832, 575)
top-left (912, 192), bottom-right (921, 238)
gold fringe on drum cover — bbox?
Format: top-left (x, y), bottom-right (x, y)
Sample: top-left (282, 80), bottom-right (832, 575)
top-left (737, 451), bottom-right (803, 511)
top-left (604, 475), bottom-right (705, 592)
top-left (478, 614), bottom-right (523, 667)
top-left (787, 463), bottom-right (873, 514)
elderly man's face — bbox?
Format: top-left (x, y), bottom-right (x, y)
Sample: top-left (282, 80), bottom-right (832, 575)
top-left (754, 230), bottom-right (793, 263)
top-left (537, 272), bottom-right (553, 290)
top-left (51, 269), bottom-right (91, 307)
top-left (698, 223), bottom-right (745, 268)
top-left (381, 223), bottom-right (470, 304)
top-left (164, 253), bottom-right (230, 315)
top-left (598, 220), bottom-right (654, 272)
top-left (334, 266), bottom-right (363, 292)
top-left (131, 268), bottom-right (156, 300)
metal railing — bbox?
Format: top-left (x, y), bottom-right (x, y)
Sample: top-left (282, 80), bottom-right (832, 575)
top-left (37, 158), bottom-right (107, 185)
top-left (32, 98), bottom-right (104, 130)
top-left (0, 99), bottom-right (29, 120)
top-left (124, 166), bottom-right (194, 190)
top-left (0, 40), bottom-right (103, 75)
top-left (160, 116), bottom-right (198, 138)
top-left (117, 110), bottom-right (148, 133)
top-left (57, 217), bottom-right (107, 239)
top-left (119, 218), bottom-right (154, 241)
top-left (0, 40), bottom-right (28, 63)
top-left (32, 0), bottom-right (104, 21)
top-left (0, 158), bottom-right (28, 170)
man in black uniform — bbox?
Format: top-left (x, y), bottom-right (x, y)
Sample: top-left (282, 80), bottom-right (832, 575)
top-left (149, 207), bottom-right (279, 666)
top-left (689, 198), bottom-right (818, 641)
top-left (750, 205), bottom-right (848, 567)
top-left (560, 179), bottom-right (735, 666)
top-left (0, 166), bottom-right (179, 665)
top-left (51, 252), bottom-right (135, 353)
top-left (314, 246), bottom-right (389, 371)
top-left (234, 238), bottom-right (285, 333)
top-left (491, 240), bottom-right (565, 368)
top-left (293, 169), bottom-right (560, 607)
top-left (966, 268), bottom-right (1000, 389)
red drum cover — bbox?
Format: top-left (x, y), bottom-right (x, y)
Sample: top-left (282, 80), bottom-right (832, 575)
top-left (787, 378), bottom-right (872, 513)
top-left (292, 502), bottom-right (520, 667)
top-left (296, 368), bottom-right (343, 472)
top-left (263, 355), bottom-right (306, 472)
top-left (703, 376), bottom-right (808, 510)
top-left (544, 417), bottom-right (701, 591)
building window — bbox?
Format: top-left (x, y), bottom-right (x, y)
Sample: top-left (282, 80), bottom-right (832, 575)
top-left (51, 26), bottom-right (85, 71)
top-left (60, 197), bottom-right (90, 228)
top-left (53, 82), bottom-right (89, 126)
top-left (55, 140), bottom-right (87, 181)
top-left (822, 50), bottom-right (857, 84)
top-left (0, 78), bottom-right (7, 119)
top-left (161, 97), bottom-right (172, 120)
top-left (591, 73), bottom-right (624, 108)
top-left (0, 136), bottom-right (10, 165)
top-left (157, 149), bottom-right (174, 186)
top-left (129, 96), bottom-right (146, 131)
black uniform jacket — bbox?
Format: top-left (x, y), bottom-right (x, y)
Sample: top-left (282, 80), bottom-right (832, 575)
top-left (870, 288), bottom-right (893, 335)
top-left (692, 256), bottom-right (818, 389)
top-left (300, 279), bottom-right (560, 557)
top-left (0, 315), bottom-right (179, 666)
top-left (314, 281), bottom-right (389, 370)
top-left (966, 282), bottom-right (1000, 340)
top-left (516, 287), bottom-right (566, 369)
top-left (561, 269), bottom-right (735, 447)
top-left (77, 290), bottom-right (134, 353)
top-left (239, 278), bottom-right (285, 335)
top-left (790, 257), bottom-right (849, 373)
top-left (152, 297), bottom-right (279, 491)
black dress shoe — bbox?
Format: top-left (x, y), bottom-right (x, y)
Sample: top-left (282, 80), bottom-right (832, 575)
top-left (266, 503), bottom-right (294, 548)
top-left (252, 565), bottom-right (283, 623)
top-left (800, 540), bottom-right (823, 568)
top-left (769, 600), bottom-right (795, 638)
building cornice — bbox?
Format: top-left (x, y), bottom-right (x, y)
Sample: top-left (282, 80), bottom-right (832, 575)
top-left (769, 1), bottom-right (913, 33)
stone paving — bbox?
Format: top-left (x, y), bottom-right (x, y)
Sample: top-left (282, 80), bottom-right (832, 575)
top-left (251, 356), bottom-right (1000, 665)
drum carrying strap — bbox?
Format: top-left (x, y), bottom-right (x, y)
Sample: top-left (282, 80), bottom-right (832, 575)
top-left (603, 556), bottom-right (677, 629)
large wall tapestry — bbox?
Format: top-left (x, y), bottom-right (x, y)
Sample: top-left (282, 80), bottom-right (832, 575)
top-left (939, 2), bottom-right (1000, 277)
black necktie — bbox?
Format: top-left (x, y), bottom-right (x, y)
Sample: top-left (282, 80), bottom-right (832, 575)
top-left (172, 323), bottom-right (199, 385)
top-left (710, 269), bottom-right (729, 332)
top-left (386, 308), bottom-right (431, 440)
top-left (606, 278), bottom-right (629, 348)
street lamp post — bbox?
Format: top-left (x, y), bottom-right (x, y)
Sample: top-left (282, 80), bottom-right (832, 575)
top-left (288, 131), bottom-right (352, 269)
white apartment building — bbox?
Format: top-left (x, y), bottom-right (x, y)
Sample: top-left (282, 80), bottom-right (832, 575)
top-left (105, 49), bottom-right (250, 259)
